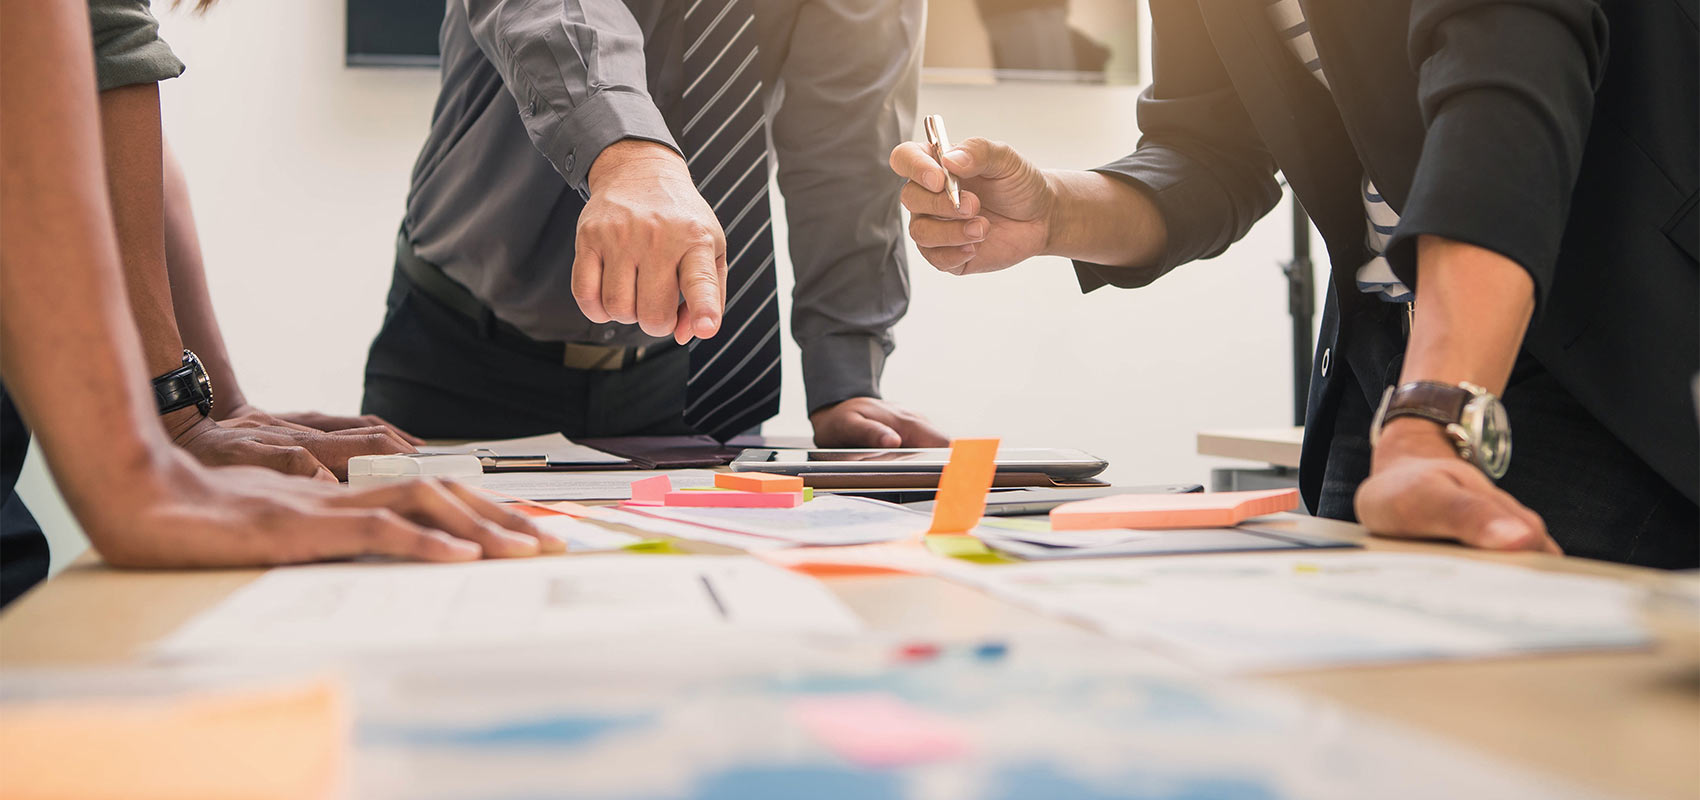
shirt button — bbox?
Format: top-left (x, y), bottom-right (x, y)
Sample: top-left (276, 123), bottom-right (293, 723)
top-left (565, 153), bottom-right (575, 172)
top-left (1320, 347), bottom-right (1332, 377)
top-left (601, 329), bottom-right (615, 342)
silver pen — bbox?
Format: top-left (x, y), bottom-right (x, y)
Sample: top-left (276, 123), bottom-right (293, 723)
top-left (923, 114), bottom-right (961, 212)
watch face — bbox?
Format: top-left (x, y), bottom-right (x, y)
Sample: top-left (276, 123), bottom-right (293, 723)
top-left (183, 349), bottom-right (214, 407)
top-left (1464, 393), bottom-right (1512, 479)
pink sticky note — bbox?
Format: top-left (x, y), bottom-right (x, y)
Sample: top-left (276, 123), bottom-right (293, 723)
top-left (628, 475), bottom-right (673, 506)
top-left (663, 490), bottom-right (803, 508)
top-left (1050, 488), bottom-right (1300, 530)
top-left (790, 692), bottom-right (970, 768)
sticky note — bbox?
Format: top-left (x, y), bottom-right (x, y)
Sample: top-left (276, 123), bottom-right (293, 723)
top-left (663, 490), bottom-right (804, 508)
top-left (716, 471), bottom-right (805, 493)
top-left (790, 692), bottom-right (970, 767)
top-left (0, 678), bottom-right (346, 800)
top-left (924, 534), bottom-right (1014, 564)
top-left (629, 475), bottom-right (673, 505)
top-left (1050, 488), bottom-right (1300, 530)
top-left (927, 438), bottom-right (1000, 534)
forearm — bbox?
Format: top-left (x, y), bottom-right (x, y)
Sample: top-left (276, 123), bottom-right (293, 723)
top-left (161, 140), bottom-right (249, 415)
top-left (1396, 235), bottom-right (1534, 395)
top-left (0, 0), bottom-right (177, 522)
top-left (1043, 169), bottom-right (1168, 271)
top-left (100, 82), bottom-right (184, 379)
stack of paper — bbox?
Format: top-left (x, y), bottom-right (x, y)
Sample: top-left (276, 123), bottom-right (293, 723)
top-left (952, 552), bottom-right (1651, 672)
top-left (155, 556), bottom-right (863, 659)
top-left (626, 495), bottom-right (932, 547)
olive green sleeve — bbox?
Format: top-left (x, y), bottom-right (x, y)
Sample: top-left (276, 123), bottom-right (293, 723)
top-left (88, 0), bottom-right (185, 91)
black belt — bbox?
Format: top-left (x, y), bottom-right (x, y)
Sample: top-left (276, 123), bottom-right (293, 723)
top-left (394, 228), bottom-right (668, 370)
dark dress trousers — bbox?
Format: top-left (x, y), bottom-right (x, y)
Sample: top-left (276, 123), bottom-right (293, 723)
top-left (1074, 0), bottom-right (1698, 566)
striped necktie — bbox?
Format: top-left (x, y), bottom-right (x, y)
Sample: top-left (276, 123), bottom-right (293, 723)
top-left (679, 0), bottom-right (782, 442)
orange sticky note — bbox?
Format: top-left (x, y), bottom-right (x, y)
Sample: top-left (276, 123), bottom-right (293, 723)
top-left (927, 438), bottom-right (1000, 534)
top-left (0, 678), bottom-right (346, 800)
top-left (716, 471), bottom-right (805, 493)
top-left (1049, 488), bottom-right (1300, 530)
top-left (629, 475), bottom-right (672, 505)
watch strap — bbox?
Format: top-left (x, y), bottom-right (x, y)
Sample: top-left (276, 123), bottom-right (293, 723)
top-left (152, 351), bottom-right (211, 416)
top-left (1381, 381), bottom-right (1471, 428)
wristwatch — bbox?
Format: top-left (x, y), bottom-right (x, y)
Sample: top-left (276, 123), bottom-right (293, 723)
top-left (152, 349), bottom-right (214, 417)
top-left (1370, 380), bottom-right (1511, 479)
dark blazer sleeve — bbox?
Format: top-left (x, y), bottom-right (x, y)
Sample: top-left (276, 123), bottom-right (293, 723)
top-left (1385, 0), bottom-right (1609, 307)
top-left (1073, 0), bottom-right (1281, 292)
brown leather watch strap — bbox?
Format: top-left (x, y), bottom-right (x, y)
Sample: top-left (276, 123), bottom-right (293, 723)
top-left (1382, 381), bottom-right (1471, 427)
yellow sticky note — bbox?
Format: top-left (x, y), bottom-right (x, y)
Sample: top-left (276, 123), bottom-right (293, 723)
top-left (927, 438), bottom-right (1000, 534)
top-left (924, 534), bottom-right (1015, 564)
top-left (0, 678), bottom-right (346, 800)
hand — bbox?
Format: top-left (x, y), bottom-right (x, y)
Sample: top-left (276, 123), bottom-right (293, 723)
top-left (88, 453), bottom-right (564, 568)
top-left (167, 408), bottom-right (415, 482)
top-left (253, 407), bottom-right (426, 446)
top-left (575, 139), bottom-right (726, 344)
top-left (810, 397), bottom-right (950, 448)
top-left (889, 136), bottom-right (1055, 275)
top-left (1354, 418), bottom-right (1559, 554)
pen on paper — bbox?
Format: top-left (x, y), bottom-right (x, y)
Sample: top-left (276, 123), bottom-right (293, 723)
top-left (923, 115), bottom-right (961, 212)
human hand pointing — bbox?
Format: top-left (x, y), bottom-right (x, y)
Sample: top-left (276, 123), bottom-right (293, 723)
top-left (575, 139), bottom-right (727, 344)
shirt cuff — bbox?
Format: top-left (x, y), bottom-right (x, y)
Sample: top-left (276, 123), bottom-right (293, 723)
top-left (89, 0), bottom-right (185, 91)
top-left (545, 89), bottom-right (682, 197)
top-left (799, 333), bottom-right (889, 413)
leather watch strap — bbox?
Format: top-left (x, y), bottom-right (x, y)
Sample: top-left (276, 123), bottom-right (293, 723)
top-left (1381, 381), bottom-right (1471, 427)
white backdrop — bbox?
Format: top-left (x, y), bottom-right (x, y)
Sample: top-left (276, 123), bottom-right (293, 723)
top-left (18, 0), bottom-right (1324, 573)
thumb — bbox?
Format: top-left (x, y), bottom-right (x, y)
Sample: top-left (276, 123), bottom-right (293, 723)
top-left (679, 245), bottom-right (723, 340)
top-left (943, 137), bottom-right (1024, 181)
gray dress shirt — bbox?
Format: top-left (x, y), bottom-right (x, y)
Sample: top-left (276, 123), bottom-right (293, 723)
top-left (405, 0), bottom-right (922, 413)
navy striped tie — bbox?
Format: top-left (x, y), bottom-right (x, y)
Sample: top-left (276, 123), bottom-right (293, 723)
top-left (680, 0), bottom-right (781, 441)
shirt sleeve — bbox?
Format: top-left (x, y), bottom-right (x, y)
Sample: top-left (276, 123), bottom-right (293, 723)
top-left (765, 0), bottom-right (922, 412)
top-left (461, 0), bottom-right (680, 195)
top-left (88, 0), bottom-right (185, 91)
top-left (1073, 0), bottom-right (1281, 293)
top-left (1385, 0), bottom-right (1608, 308)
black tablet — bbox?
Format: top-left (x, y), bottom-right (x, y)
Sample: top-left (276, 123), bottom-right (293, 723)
top-left (728, 448), bottom-right (1109, 481)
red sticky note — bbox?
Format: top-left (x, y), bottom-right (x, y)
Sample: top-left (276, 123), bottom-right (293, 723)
top-left (628, 475), bottom-right (672, 505)
top-left (716, 472), bottom-right (806, 493)
top-left (927, 438), bottom-right (1000, 534)
top-left (1050, 488), bottom-right (1300, 530)
top-left (663, 490), bottom-right (804, 508)
top-left (791, 692), bottom-right (970, 768)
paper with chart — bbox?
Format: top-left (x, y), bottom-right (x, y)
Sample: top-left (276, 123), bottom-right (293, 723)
top-left (155, 556), bottom-right (862, 658)
top-left (954, 552), bottom-right (1651, 672)
top-left (626, 495), bottom-right (932, 546)
top-left (476, 470), bottom-right (717, 502)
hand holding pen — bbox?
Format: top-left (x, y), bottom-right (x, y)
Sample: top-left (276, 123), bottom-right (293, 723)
top-left (888, 116), bottom-right (1059, 276)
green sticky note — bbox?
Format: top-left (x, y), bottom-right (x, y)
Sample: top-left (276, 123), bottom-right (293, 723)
top-left (803, 487), bottom-right (814, 502)
top-left (923, 534), bottom-right (1016, 564)
top-left (980, 517), bottom-right (1050, 533)
top-left (622, 539), bottom-right (682, 554)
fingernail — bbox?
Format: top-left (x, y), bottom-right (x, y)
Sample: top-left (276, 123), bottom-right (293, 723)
top-left (1484, 519), bottom-right (1529, 548)
top-left (967, 220), bottom-right (988, 239)
top-left (943, 149), bottom-right (969, 170)
top-left (694, 315), bottom-right (716, 336)
top-left (925, 173), bottom-right (944, 192)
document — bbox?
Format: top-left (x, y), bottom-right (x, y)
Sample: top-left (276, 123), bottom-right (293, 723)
top-left (627, 495), bottom-right (931, 546)
top-left (155, 556), bottom-right (862, 659)
top-left (530, 515), bottom-right (643, 551)
top-left (972, 518), bottom-right (1357, 560)
top-left (476, 469), bottom-right (717, 502)
top-left (420, 433), bottom-right (628, 467)
top-left (954, 552), bottom-right (1651, 672)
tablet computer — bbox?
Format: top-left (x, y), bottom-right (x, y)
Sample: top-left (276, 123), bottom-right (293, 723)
top-left (729, 448), bottom-right (1109, 481)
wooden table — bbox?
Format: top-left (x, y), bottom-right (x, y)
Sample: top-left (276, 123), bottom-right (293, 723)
top-left (2, 514), bottom-right (1695, 800)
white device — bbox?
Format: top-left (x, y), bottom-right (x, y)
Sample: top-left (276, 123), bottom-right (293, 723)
top-left (346, 453), bottom-right (484, 488)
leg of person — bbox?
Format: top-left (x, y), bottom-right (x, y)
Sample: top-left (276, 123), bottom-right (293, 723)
top-left (1497, 359), bottom-right (1699, 569)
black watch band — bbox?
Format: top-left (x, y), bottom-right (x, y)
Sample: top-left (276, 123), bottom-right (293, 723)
top-left (152, 349), bottom-right (213, 417)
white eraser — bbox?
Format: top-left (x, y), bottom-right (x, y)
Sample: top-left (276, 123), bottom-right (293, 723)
top-left (347, 453), bottom-right (484, 488)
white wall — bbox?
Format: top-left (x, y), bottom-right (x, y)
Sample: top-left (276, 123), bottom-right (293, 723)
top-left (19, 1), bottom-right (1321, 574)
